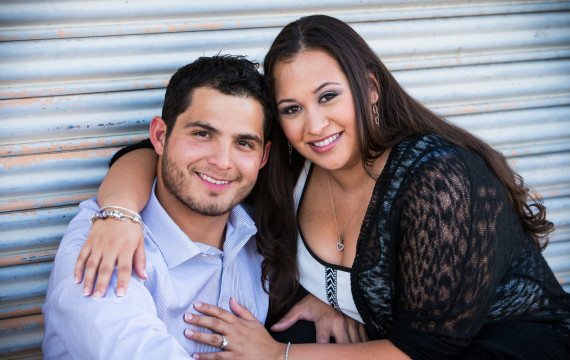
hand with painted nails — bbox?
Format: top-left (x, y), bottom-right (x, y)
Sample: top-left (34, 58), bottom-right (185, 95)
top-left (270, 294), bottom-right (368, 344)
top-left (184, 299), bottom-right (286, 360)
top-left (74, 217), bottom-right (147, 298)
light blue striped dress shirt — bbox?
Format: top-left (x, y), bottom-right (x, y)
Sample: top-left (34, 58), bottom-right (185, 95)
top-left (42, 183), bottom-right (269, 359)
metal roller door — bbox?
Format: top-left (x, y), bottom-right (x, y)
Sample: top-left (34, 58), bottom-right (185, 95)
top-left (1, 1), bottom-right (569, 358)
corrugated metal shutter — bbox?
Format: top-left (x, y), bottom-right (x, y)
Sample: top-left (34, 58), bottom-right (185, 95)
top-left (1, 1), bottom-right (569, 358)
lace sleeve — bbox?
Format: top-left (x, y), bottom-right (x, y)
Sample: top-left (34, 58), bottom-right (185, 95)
top-left (391, 150), bottom-right (508, 358)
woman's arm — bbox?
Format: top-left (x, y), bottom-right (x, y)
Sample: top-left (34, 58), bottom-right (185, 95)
top-left (270, 294), bottom-right (367, 343)
top-left (185, 300), bottom-right (410, 360)
top-left (74, 147), bottom-right (158, 298)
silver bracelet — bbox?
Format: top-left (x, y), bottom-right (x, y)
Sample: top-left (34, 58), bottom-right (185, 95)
top-left (90, 208), bottom-right (143, 226)
top-left (285, 342), bottom-right (291, 360)
top-left (100, 206), bottom-right (141, 219)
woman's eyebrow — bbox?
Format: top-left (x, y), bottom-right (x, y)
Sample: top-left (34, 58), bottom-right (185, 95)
top-left (276, 81), bottom-right (341, 106)
top-left (313, 82), bottom-right (340, 94)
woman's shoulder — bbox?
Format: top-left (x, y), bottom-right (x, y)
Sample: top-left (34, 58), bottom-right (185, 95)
top-left (388, 134), bottom-right (464, 175)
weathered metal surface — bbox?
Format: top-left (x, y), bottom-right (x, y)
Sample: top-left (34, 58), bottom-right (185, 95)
top-left (1, 1), bottom-right (569, 358)
top-left (1, 0), bottom-right (568, 42)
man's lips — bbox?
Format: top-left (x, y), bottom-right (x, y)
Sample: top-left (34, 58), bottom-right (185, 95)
top-left (197, 172), bottom-right (230, 185)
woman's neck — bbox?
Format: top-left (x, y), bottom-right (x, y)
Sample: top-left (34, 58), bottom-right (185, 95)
top-left (319, 149), bottom-right (390, 193)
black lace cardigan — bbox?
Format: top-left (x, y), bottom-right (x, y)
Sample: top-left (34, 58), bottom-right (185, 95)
top-left (353, 134), bottom-right (570, 358)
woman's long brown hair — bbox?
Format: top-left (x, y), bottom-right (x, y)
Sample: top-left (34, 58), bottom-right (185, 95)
top-left (259, 14), bottom-right (554, 317)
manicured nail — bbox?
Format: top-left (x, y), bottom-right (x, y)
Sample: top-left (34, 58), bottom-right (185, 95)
top-left (194, 302), bottom-right (202, 308)
top-left (74, 276), bottom-right (80, 284)
top-left (116, 288), bottom-right (125, 297)
top-left (143, 270), bottom-right (148, 279)
top-left (184, 313), bottom-right (193, 322)
top-left (82, 288), bottom-right (90, 296)
top-left (192, 354), bottom-right (199, 359)
top-left (185, 329), bottom-right (194, 337)
top-left (93, 291), bottom-right (101, 299)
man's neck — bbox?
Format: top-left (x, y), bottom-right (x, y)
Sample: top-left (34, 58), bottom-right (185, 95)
top-left (154, 181), bottom-right (229, 251)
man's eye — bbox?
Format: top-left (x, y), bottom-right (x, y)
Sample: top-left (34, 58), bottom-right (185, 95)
top-left (238, 140), bottom-right (253, 149)
top-left (194, 131), bottom-right (209, 137)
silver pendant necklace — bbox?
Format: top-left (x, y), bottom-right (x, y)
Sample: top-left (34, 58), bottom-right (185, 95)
top-left (326, 171), bottom-right (359, 252)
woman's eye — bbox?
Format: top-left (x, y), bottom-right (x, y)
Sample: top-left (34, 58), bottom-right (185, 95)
top-left (282, 105), bottom-right (300, 115)
top-left (320, 92), bottom-right (337, 103)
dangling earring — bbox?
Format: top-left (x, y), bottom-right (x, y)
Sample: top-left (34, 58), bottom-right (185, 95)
top-left (372, 104), bottom-right (379, 126)
top-left (288, 142), bottom-right (292, 165)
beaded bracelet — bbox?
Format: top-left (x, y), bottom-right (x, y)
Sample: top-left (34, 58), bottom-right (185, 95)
top-left (90, 207), bottom-right (143, 226)
top-left (285, 342), bottom-right (291, 360)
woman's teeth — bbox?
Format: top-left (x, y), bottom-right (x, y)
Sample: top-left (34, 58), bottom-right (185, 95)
top-left (312, 133), bottom-right (340, 147)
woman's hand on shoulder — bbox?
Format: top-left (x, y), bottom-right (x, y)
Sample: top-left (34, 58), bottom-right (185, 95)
top-left (271, 293), bottom-right (368, 343)
top-left (74, 218), bottom-right (147, 297)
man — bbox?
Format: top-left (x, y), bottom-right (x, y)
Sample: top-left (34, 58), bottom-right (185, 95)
top-left (42, 55), bottom-right (272, 359)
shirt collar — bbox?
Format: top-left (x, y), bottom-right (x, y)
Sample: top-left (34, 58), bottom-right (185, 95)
top-left (141, 180), bottom-right (258, 269)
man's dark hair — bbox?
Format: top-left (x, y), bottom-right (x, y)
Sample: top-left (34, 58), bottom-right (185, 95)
top-left (162, 55), bottom-right (273, 143)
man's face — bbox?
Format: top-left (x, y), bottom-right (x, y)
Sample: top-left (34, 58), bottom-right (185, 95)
top-left (158, 86), bottom-right (269, 217)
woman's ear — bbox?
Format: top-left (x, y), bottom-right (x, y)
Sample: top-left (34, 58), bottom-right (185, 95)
top-left (368, 73), bottom-right (379, 104)
top-left (149, 116), bottom-right (167, 155)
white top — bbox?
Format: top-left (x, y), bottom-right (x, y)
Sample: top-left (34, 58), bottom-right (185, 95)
top-left (294, 161), bottom-right (363, 324)
top-left (42, 181), bottom-right (268, 360)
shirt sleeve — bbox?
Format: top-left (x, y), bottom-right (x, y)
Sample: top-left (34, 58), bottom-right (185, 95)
top-left (42, 199), bottom-right (191, 360)
top-left (389, 150), bottom-right (508, 359)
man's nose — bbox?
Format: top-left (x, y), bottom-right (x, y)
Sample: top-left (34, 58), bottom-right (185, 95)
top-left (208, 144), bottom-right (232, 170)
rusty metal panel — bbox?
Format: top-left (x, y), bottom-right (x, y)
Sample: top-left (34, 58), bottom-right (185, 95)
top-left (1, 1), bottom-right (569, 358)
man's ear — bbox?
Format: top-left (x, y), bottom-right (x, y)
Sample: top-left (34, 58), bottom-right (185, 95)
top-left (368, 73), bottom-right (379, 105)
top-left (259, 141), bottom-right (272, 169)
top-left (149, 116), bottom-right (167, 155)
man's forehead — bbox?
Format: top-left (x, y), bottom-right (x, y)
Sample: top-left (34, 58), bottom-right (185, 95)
top-left (178, 88), bottom-right (265, 141)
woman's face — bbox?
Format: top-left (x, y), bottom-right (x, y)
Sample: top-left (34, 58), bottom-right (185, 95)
top-left (273, 49), bottom-right (362, 171)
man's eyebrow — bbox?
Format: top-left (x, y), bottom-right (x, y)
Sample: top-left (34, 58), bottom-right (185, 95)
top-left (236, 133), bottom-right (263, 146)
top-left (182, 121), bottom-right (219, 134)
top-left (183, 121), bottom-right (262, 146)
top-left (276, 81), bottom-right (341, 105)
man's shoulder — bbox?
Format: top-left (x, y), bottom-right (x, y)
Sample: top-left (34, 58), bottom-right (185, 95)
top-left (58, 197), bottom-right (99, 251)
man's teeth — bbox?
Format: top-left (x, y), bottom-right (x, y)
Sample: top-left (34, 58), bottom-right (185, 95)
top-left (313, 134), bottom-right (340, 147)
top-left (199, 173), bottom-right (229, 185)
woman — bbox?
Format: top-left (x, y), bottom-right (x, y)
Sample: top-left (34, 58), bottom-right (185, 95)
top-left (76, 15), bottom-right (570, 359)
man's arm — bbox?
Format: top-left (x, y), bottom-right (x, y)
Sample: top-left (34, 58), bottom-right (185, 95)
top-left (42, 199), bottom-right (190, 360)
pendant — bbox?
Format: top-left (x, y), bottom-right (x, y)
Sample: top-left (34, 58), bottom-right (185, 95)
top-left (336, 241), bottom-right (344, 251)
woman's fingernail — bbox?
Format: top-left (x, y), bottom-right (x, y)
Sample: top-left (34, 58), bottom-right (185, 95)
top-left (116, 288), bottom-right (125, 297)
top-left (194, 302), bottom-right (202, 308)
top-left (185, 329), bottom-right (194, 337)
top-left (143, 270), bottom-right (148, 278)
top-left (192, 354), bottom-right (199, 359)
top-left (74, 276), bottom-right (80, 284)
top-left (82, 288), bottom-right (90, 296)
top-left (184, 313), bottom-right (193, 322)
